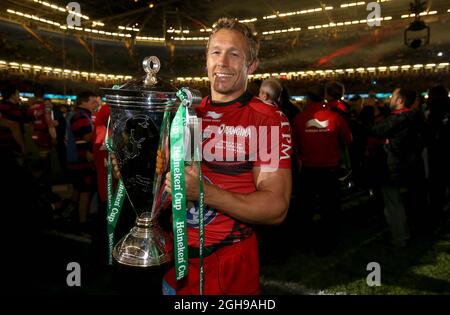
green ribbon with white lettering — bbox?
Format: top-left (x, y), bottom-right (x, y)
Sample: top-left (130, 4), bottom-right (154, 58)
top-left (170, 101), bottom-right (188, 280)
top-left (105, 116), bottom-right (126, 265)
top-left (196, 134), bottom-right (205, 295)
top-left (175, 88), bottom-right (205, 294)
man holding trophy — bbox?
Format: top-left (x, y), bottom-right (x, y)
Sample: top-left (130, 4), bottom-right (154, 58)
top-left (109, 17), bottom-right (292, 295)
top-left (162, 18), bottom-right (293, 295)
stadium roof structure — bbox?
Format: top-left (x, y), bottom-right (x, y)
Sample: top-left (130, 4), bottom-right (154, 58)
top-left (2, 0), bottom-right (449, 44)
top-left (1, 0), bottom-right (449, 79)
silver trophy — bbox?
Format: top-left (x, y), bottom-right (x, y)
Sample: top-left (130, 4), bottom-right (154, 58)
top-left (102, 56), bottom-right (201, 267)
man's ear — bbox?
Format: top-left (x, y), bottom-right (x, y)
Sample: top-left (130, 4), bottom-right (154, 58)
top-left (259, 90), bottom-right (268, 101)
top-left (247, 58), bottom-right (259, 75)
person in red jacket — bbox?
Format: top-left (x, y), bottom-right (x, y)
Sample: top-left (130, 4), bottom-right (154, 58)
top-left (293, 84), bottom-right (352, 255)
top-left (93, 102), bottom-right (110, 204)
top-left (28, 98), bottom-right (57, 157)
top-left (0, 85), bottom-right (28, 159)
top-left (90, 102), bottom-right (112, 264)
top-left (325, 81), bottom-right (351, 117)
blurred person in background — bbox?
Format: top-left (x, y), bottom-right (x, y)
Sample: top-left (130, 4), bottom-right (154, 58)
top-left (258, 78), bottom-right (282, 106)
top-left (372, 87), bottom-right (427, 247)
top-left (424, 85), bottom-right (450, 222)
top-left (293, 84), bottom-right (352, 255)
top-left (66, 91), bottom-right (99, 234)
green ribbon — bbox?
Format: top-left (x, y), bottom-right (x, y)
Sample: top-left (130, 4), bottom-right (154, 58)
top-left (170, 99), bottom-right (188, 280)
top-left (195, 128), bottom-right (205, 295)
top-left (173, 89), bottom-right (205, 294)
top-left (105, 116), bottom-right (126, 265)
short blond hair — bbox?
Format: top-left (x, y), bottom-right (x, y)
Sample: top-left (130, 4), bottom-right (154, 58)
top-left (207, 17), bottom-right (260, 66)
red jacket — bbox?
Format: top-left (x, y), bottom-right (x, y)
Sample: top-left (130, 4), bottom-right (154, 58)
top-left (93, 104), bottom-right (111, 202)
top-left (293, 102), bottom-right (352, 168)
top-left (327, 99), bottom-right (349, 114)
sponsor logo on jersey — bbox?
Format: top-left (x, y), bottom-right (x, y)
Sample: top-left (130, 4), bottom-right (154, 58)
top-left (205, 111), bottom-right (223, 119)
top-left (306, 118), bottom-right (329, 129)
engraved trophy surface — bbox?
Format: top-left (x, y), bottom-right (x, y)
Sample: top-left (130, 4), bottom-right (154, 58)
top-left (102, 56), bottom-right (201, 267)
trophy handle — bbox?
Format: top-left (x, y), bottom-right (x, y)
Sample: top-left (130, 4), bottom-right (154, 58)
top-left (150, 108), bottom-right (171, 220)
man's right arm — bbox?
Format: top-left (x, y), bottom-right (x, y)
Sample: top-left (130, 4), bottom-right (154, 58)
top-left (371, 115), bottom-right (404, 138)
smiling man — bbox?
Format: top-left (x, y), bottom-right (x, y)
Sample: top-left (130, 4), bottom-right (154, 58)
top-left (163, 18), bottom-right (293, 295)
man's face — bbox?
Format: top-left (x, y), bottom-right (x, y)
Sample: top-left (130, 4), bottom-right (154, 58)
top-left (258, 87), bottom-right (268, 101)
top-left (207, 29), bottom-right (257, 102)
top-left (83, 96), bottom-right (99, 112)
top-left (390, 88), bottom-right (402, 110)
top-left (10, 90), bottom-right (20, 104)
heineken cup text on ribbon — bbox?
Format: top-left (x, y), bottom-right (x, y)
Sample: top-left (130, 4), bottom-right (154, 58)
top-left (170, 103), bottom-right (188, 280)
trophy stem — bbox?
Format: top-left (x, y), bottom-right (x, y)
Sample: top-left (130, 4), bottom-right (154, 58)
top-left (113, 213), bottom-right (172, 267)
top-left (136, 216), bottom-right (154, 228)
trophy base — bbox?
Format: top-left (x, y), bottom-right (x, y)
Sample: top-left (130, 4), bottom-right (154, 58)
top-left (113, 216), bottom-right (172, 268)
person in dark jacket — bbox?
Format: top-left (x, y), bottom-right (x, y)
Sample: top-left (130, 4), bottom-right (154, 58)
top-left (424, 85), bottom-right (450, 221)
top-left (372, 87), bottom-right (426, 247)
top-left (0, 85), bottom-right (26, 159)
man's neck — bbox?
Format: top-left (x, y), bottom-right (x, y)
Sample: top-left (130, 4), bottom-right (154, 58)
top-left (211, 89), bottom-right (246, 103)
top-left (394, 104), bottom-right (405, 111)
top-left (79, 105), bottom-right (91, 112)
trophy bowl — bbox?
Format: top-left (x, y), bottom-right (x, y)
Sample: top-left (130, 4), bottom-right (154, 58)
top-left (102, 56), bottom-right (201, 267)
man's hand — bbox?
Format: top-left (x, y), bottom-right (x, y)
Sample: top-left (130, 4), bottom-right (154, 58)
top-left (164, 163), bottom-right (201, 201)
top-left (111, 153), bottom-right (122, 179)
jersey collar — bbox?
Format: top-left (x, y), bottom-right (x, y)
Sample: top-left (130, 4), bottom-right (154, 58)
top-left (208, 91), bottom-right (253, 108)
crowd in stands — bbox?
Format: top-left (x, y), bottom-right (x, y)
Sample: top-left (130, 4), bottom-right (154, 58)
top-left (2, 20), bottom-right (449, 78)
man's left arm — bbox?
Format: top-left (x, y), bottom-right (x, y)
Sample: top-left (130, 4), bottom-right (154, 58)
top-left (372, 115), bottom-right (406, 138)
top-left (166, 165), bottom-right (291, 225)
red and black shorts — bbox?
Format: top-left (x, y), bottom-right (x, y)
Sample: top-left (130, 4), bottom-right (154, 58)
top-left (162, 233), bottom-right (260, 295)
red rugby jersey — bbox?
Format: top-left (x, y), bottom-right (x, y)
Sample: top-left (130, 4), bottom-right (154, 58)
top-left (187, 91), bottom-right (292, 248)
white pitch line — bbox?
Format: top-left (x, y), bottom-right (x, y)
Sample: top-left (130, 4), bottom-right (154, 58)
top-left (260, 277), bottom-right (349, 295)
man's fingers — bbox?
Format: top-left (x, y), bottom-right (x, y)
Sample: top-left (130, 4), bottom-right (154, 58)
top-left (111, 153), bottom-right (118, 164)
top-left (165, 177), bottom-right (171, 189)
top-left (164, 172), bottom-right (172, 195)
top-left (113, 164), bottom-right (122, 179)
top-left (186, 163), bottom-right (198, 175)
top-left (111, 153), bottom-right (121, 179)
top-left (164, 178), bottom-right (172, 194)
